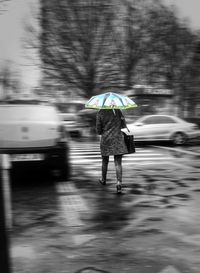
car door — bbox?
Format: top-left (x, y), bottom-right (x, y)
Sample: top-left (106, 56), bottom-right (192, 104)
top-left (127, 116), bottom-right (157, 141)
top-left (137, 116), bottom-right (161, 140)
top-left (154, 116), bottom-right (177, 139)
top-left (141, 116), bottom-right (177, 140)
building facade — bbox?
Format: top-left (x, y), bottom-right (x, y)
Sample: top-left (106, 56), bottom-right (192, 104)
top-left (125, 85), bottom-right (175, 117)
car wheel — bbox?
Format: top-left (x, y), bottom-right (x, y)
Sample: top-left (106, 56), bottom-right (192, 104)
top-left (171, 132), bottom-right (187, 145)
top-left (57, 148), bottom-right (71, 180)
top-left (46, 146), bottom-right (71, 181)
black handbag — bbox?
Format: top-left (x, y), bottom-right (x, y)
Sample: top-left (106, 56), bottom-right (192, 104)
top-left (121, 115), bottom-right (135, 154)
top-left (123, 132), bottom-right (136, 154)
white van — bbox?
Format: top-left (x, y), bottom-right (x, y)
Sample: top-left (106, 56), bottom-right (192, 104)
top-left (0, 100), bottom-right (70, 179)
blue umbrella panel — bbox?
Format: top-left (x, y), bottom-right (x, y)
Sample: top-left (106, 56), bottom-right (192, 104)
top-left (85, 92), bottom-right (137, 109)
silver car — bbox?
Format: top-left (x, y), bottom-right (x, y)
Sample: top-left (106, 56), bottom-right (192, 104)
top-left (0, 100), bottom-right (71, 179)
top-left (124, 114), bottom-right (200, 145)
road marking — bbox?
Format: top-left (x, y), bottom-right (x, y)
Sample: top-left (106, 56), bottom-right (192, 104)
top-left (60, 195), bottom-right (88, 211)
top-left (70, 145), bottom-right (149, 150)
top-left (124, 160), bottom-right (197, 168)
top-left (71, 157), bottom-right (173, 164)
top-left (71, 153), bottom-right (164, 158)
top-left (70, 146), bottom-right (146, 149)
top-left (70, 144), bottom-right (173, 165)
top-left (152, 145), bottom-right (200, 156)
top-left (123, 161), bottom-right (176, 166)
top-left (71, 151), bottom-right (162, 156)
top-left (56, 182), bottom-right (89, 227)
top-left (71, 151), bottom-right (100, 154)
top-left (56, 182), bottom-right (97, 246)
top-left (70, 143), bottom-right (198, 169)
top-left (56, 181), bottom-right (78, 193)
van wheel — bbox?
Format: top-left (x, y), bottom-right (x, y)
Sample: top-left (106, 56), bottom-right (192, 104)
top-left (172, 132), bottom-right (187, 145)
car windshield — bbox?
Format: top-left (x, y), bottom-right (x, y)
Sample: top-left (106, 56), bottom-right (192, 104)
top-left (142, 116), bottom-right (177, 124)
top-left (0, 105), bottom-right (59, 122)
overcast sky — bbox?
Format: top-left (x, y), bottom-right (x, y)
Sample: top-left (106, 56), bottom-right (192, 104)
top-left (163, 0), bottom-right (200, 30)
top-left (0, 0), bottom-right (200, 90)
top-left (0, 0), bottom-right (39, 91)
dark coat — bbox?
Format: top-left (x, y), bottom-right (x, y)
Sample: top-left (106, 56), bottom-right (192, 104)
top-left (96, 109), bottom-right (128, 156)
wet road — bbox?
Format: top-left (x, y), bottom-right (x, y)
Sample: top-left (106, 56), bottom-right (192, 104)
top-left (10, 141), bottom-right (200, 273)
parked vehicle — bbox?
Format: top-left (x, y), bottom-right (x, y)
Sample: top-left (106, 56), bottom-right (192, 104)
top-left (0, 100), bottom-right (70, 179)
top-left (58, 100), bottom-right (86, 138)
top-left (59, 112), bottom-right (83, 138)
top-left (123, 114), bottom-right (200, 145)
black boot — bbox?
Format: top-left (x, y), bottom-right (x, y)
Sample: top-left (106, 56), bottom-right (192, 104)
top-left (116, 182), bottom-right (122, 194)
top-left (99, 179), bottom-right (106, 185)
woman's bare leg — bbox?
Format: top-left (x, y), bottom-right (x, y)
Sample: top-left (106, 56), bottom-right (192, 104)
top-left (114, 155), bottom-right (122, 183)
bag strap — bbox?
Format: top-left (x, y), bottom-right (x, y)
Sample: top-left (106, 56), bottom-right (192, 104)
top-left (126, 125), bottom-right (130, 133)
top-left (121, 112), bottom-right (130, 133)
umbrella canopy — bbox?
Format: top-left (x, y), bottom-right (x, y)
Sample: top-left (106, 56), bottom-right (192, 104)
top-left (85, 92), bottom-right (137, 109)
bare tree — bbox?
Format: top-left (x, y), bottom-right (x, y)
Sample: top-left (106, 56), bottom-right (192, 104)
top-left (0, 61), bottom-right (21, 99)
top-left (40, 0), bottom-right (122, 98)
top-left (185, 38), bottom-right (200, 117)
top-left (113, 0), bottom-right (157, 90)
top-left (144, 4), bottom-right (196, 116)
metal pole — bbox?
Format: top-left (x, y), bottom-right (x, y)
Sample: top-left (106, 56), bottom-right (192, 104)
top-left (0, 154), bottom-right (12, 273)
top-left (2, 154), bottom-right (12, 229)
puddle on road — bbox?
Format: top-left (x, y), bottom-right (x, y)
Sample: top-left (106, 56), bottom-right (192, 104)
top-left (167, 148), bottom-right (200, 169)
top-left (84, 200), bottom-right (131, 232)
top-left (12, 245), bottom-right (36, 259)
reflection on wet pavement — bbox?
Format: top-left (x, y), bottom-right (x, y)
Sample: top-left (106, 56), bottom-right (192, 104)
top-left (10, 146), bottom-right (200, 273)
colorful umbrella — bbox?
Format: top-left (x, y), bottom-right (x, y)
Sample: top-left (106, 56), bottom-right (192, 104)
top-left (85, 92), bottom-right (137, 109)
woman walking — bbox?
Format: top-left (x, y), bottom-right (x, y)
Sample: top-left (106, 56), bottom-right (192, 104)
top-left (96, 109), bottom-right (128, 193)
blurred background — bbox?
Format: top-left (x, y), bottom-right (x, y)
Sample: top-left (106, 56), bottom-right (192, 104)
top-left (1, 2), bottom-right (200, 273)
top-left (0, 0), bottom-right (200, 128)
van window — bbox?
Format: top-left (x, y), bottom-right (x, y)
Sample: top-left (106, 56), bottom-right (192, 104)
top-left (0, 105), bottom-right (59, 122)
top-left (57, 102), bottom-right (85, 113)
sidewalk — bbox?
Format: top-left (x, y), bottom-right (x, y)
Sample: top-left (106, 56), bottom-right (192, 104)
top-left (10, 160), bottom-right (200, 273)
